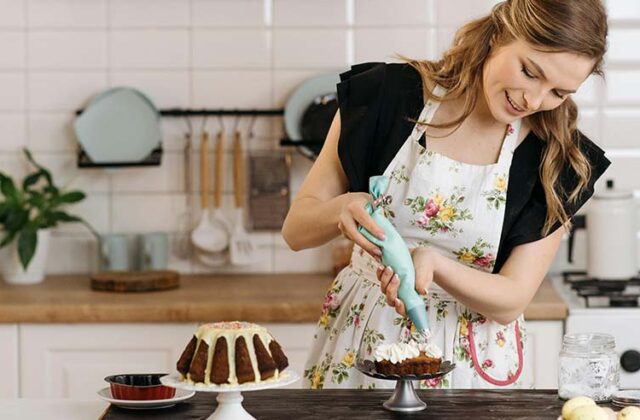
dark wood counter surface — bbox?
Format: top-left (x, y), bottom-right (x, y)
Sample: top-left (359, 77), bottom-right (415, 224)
top-left (0, 274), bottom-right (566, 323)
top-left (100, 389), bottom-right (608, 419)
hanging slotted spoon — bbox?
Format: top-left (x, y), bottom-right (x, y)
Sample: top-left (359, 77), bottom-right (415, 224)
top-left (230, 129), bottom-right (257, 265)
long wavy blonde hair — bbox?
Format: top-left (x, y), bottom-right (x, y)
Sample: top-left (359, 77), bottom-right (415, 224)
top-left (406, 0), bottom-right (608, 235)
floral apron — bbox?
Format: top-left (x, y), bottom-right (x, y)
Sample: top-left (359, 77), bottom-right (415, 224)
top-left (303, 85), bottom-right (527, 390)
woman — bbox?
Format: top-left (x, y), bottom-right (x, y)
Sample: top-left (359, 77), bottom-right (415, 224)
top-left (282, 0), bottom-right (610, 389)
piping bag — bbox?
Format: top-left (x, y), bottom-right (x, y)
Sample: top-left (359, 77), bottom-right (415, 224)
top-left (357, 176), bottom-right (431, 339)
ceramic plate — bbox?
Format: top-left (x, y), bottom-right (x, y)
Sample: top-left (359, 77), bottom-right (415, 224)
top-left (284, 72), bottom-right (340, 158)
top-left (97, 387), bottom-right (195, 409)
top-left (74, 87), bottom-right (162, 164)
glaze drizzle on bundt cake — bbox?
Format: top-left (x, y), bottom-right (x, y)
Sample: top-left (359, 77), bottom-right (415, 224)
top-left (176, 321), bottom-right (289, 385)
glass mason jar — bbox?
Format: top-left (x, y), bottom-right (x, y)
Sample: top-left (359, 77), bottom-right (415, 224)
top-left (558, 333), bottom-right (620, 402)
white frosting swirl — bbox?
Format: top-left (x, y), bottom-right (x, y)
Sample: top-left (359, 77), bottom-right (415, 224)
top-left (374, 342), bottom-right (419, 364)
top-left (374, 341), bottom-right (443, 363)
top-left (418, 342), bottom-right (443, 359)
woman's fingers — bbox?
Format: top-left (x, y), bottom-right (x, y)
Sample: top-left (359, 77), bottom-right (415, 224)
top-left (384, 273), bottom-right (400, 307)
top-left (377, 266), bottom-right (395, 294)
top-left (351, 204), bottom-right (386, 241)
top-left (340, 216), bottom-right (381, 259)
top-left (394, 298), bottom-right (406, 317)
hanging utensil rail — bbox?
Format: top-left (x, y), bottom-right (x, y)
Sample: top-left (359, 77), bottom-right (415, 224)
top-left (74, 107), bottom-right (317, 168)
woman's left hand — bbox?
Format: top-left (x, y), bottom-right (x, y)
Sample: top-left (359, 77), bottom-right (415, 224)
top-left (376, 247), bottom-right (438, 317)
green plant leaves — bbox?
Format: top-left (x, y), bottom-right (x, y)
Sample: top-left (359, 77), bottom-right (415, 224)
top-left (17, 226), bottom-right (37, 270)
top-left (0, 173), bottom-right (19, 201)
top-left (23, 148), bottom-right (52, 186)
top-left (56, 191), bottom-right (85, 205)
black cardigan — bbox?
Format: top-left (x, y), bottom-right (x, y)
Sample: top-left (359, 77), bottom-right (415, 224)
top-left (336, 62), bottom-right (611, 273)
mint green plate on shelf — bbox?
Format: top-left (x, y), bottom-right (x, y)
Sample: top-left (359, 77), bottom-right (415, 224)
top-left (74, 87), bottom-right (162, 164)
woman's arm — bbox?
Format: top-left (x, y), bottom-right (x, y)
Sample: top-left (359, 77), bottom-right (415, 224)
top-left (429, 226), bottom-right (564, 324)
top-left (281, 111), bottom-right (385, 255)
top-left (379, 226), bottom-right (565, 325)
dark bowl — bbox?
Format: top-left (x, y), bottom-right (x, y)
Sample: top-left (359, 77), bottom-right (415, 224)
top-left (104, 373), bottom-right (176, 400)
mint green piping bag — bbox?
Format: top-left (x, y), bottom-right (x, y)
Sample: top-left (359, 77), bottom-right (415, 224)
top-left (357, 176), bottom-right (430, 333)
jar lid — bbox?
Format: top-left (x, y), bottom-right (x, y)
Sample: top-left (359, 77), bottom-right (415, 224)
top-left (594, 179), bottom-right (633, 200)
top-left (612, 390), bottom-right (640, 407)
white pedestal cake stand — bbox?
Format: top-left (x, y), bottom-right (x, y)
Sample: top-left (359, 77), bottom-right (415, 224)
top-left (161, 371), bottom-right (299, 420)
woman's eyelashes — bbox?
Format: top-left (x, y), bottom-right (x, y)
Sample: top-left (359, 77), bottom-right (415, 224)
top-left (520, 64), bottom-right (566, 100)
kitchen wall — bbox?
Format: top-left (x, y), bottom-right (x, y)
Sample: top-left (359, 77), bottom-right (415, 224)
top-left (0, 0), bottom-right (638, 275)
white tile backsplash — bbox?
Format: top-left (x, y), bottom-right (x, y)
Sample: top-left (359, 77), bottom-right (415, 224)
top-left (27, 0), bottom-right (107, 28)
top-left (0, 0), bottom-right (25, 28)
top-left (28, 72), bottom-right (107, 111)
top-left (273, 0), bottom-right (347, 27)
top-left (606, 0), bottom-right (640, 21)
top-left (109, 30), bottom-right (189, 69)
top-left (192, 70), bottom-right (272, 108)
top-left (0, 114), bottom-right (26, 151)
top-left (0, 73), bottom-right (25, 111)
top-left (606, 70), bottom-right (640, 105)
top-left (28, 31), bottom-right (107, 70)
top-left (0, 0), bottom-right (636, 276)
top-left (608, 29), bottom-right (640, 63)
top-left (111, 193), bottom-right (187, 233)
top-left (109, 71), bottom-right (190, 108)
top-left (109, 0), bottom-right (190, 28)
top-left (603, 109), bottom-right (640, 148)
top-left (354, 0), bottom-right (432, 26)
top-left (354, 28), bottom-right (431, 63)
top-left (192, 0), bottom-right (266, 28)
top-left (0, 31), bottom-right (25, 69)
top-left (28, 112), bottom-right (75, 151)
top-left (192, 29), bottom-right (271, 69)
top-left (273, 29), bottom-right (348, 69)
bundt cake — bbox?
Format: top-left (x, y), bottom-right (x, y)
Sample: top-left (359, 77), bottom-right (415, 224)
top-left (176, 321), bottom-right (289, 385)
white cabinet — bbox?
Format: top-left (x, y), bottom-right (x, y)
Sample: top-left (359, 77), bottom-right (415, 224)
top-left (0, 324), bottom-right (18, 398)
top-left (521, 320), bottom-right (563, 389)
top-left (19, 323), bottom-right (197, 398)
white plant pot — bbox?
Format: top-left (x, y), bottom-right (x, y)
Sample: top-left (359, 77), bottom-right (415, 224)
top-left (0, 230), bottom-right (50, 285)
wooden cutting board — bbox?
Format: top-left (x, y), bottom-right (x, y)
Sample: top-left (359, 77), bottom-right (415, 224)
top-left (90, 270), bottom-right (180, 292)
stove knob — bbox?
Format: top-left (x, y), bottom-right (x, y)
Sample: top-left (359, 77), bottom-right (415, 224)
top-left (620, 350), bottom-right (640, 373)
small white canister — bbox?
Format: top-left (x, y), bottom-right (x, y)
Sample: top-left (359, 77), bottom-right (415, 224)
top-left (587, 180), bottom-right (638, 280)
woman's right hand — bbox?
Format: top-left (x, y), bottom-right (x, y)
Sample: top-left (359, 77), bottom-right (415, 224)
top-left (337, 192), bottom-right (386, 261)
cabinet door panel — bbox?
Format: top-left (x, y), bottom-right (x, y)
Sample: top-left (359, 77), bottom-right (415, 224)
top-left (0, 324), bottom-right (18, 398)
top-left (20, 323), bottom-right (197, 398)
top-left (521, 320), bottom-right (563, 389)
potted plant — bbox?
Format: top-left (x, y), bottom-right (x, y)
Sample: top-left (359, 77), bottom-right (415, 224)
top-left (0, 148), bottom-right (95, 284)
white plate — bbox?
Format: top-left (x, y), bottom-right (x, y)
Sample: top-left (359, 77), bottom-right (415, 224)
top-left (160, 370), bottom-right (300, 393)
top-left (97, 387), bottom-right (195, 409)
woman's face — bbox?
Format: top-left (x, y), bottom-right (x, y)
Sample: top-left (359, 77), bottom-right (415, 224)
top-left (482, 38), bottom-right (596, 124)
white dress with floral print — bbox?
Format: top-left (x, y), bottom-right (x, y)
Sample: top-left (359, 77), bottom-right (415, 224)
top-left (303, 85), bottom-right (528, 390)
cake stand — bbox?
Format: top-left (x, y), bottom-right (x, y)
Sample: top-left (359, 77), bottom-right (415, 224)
top-left (160, 371), bottom-right (299, 420)
top-left (356, 359), bottom-right (455, 412)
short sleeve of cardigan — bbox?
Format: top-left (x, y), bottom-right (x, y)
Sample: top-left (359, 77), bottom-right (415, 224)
top-left (336, 62), bottom-right (423, 192)
top-left (336, 62), bottom-right (387, 193)
top-left (504, 132), bottom-right (611, 249)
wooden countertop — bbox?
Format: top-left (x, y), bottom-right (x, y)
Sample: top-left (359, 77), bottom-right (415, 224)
top-left (100, 389), bottom-right (603, 419)
top-left (0, 274), bottom-right (566, 323)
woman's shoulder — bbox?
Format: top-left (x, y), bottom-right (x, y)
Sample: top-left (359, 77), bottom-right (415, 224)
top-left (339, 62), bottom-right (424, 100)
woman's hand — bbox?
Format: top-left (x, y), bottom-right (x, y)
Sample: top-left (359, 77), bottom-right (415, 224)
top-left (376, 247), bottom-right (438, 316)
top-left (337, 192), bottom-right (385, 260)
